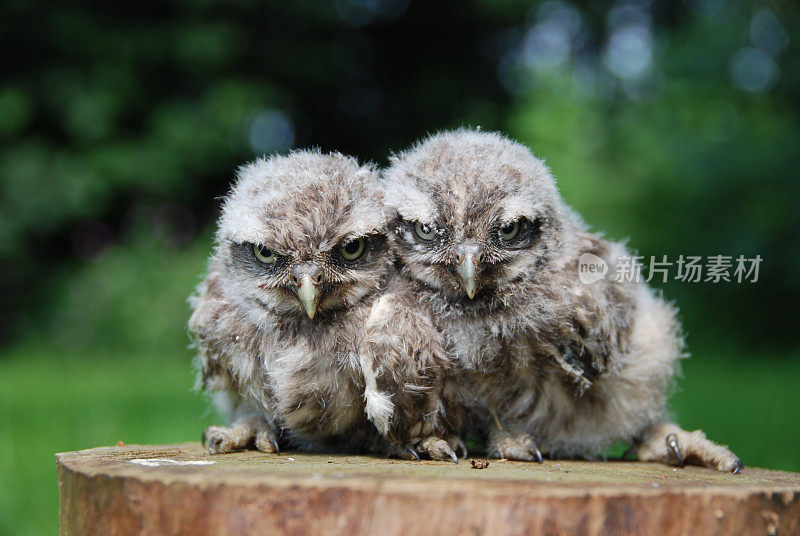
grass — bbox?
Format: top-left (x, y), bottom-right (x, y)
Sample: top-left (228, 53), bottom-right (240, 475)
top-left (0, 346), bottom-right (220, 536)
top-left (670, 346), bottom-right (800, 472)
top-left (0, 343), bottom-right (797, 535)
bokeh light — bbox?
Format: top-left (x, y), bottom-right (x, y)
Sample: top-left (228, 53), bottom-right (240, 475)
top-left (247, 109), bottom-right (295, 155)
top-left (730, 47), bottom-right (779, 93)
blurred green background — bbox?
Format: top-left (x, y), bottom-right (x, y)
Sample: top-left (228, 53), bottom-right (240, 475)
top-left (1, 0), bottom-right (799, 533)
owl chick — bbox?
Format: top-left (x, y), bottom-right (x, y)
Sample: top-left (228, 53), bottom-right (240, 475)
top-left (189, 150), bottom-right (460, 461)
top-left (382, 129), bottom-right (742, 472)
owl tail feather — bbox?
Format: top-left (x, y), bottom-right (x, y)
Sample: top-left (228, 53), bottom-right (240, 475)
top-left (359, 353), bottom-right (394, 436)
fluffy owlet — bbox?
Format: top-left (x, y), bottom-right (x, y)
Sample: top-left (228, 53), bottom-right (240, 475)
top-left (189, 150), bottom-right (460, 461)
top-left (382, 129), bottom-right (742, 472)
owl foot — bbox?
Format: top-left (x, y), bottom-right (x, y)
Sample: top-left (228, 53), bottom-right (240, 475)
top-left (447, 434), bottom-right (469, 459)
top-left (202, 425), bottom-right (248, 455)
top-left (202, 419), bottom-right (278, 455)
top-left (487, 429), bottom-right (543, 462)
top-left (387, 436), bottom-right (465, 462)
top-left (383, 442), bottom-right (421, 460)
top-left (633, 422), bottom-right (742, 473)
top-left (254, 429), bottom-right (280, 454)
top-left (420, 436), bottom-right (460, 463)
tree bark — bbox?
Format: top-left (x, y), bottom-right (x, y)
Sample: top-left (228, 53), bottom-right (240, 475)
top-left (57, 442), bottom-right (800, 536)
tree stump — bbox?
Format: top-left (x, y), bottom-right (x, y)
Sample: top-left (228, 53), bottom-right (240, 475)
top-left (56, 442), bottom-right (800, 535)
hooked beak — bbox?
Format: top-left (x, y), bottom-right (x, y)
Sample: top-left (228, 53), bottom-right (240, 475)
top-left (292, 264), bottom-right (322, 319)
top-left (296, 275), bottom-right (319, 319)
top-left (457, 259), bottom-right (477, 299)
top-left (454, 242), bottom-right (484, 299)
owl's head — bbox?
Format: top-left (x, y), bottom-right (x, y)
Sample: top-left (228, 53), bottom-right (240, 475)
top-left (383, 129), bottom-right (574, 304)
top-left (215, 150), bottom-right (390, 322)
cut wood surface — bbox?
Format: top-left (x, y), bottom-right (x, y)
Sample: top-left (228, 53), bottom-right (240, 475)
top-left (57, 442), bottom-right (800, 536)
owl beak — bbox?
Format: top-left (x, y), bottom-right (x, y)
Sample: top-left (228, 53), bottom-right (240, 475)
top-left (296, 277), bottom-right (319, 319)
top-left (292, 264), bottom-right (322, 319)
top-left (457, 260), bottom-right (477, 299)
top-left (454, 242), bottom-right (484, 299)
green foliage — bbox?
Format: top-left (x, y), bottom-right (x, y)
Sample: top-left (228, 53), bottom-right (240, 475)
top-left (41, 227), bottom-right (212, 356)
top-left (503, 3), bottom-right (800, 347)
top-left (0, 233), bottom-right (220, 535)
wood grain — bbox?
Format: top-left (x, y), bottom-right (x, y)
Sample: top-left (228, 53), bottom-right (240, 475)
top-left (56, 442), bottom-right (800, 535)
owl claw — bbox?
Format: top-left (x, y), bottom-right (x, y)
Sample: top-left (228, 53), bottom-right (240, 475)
top-left (420, 436), bottom-right (460, 463)
top-left (635, 424), bottom-right (741, 472)
top-left (254, 429), bottom-right (280, 454)
top-left (733, 458), bottom-right (744, 474)
top-left (203, 420), bottom-right (275, 455)
top-left (449, 435), bottom-right (468, 459)
top-left (666, 434), bottom-right (684, 467)
top-left (446, 445), bottom-right (459, 464)
top-left (529, 444), bottom-right (544, 464)
top-left (203, 426), bottom-right (233, 455)
top-left (406, 445), bottom-right (421, 460)
top-left (488, 429), bottom-right (542, 462)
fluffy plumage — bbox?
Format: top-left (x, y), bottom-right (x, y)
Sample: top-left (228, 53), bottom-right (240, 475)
top-left (359, 275), bottom-right (466, 460)
top-left (382, 129), bottom-right (741, 472)
top-left (189, 150), bottom-right (459, 460)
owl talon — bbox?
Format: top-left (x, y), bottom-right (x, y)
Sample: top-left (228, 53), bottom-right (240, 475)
top-left (488, 429), bottom-right (542, 462)
top-left (254, 429), bottom-right (280, 454)
top-left (733, 458), bottom-right (744, 474)
top-left (529, 444), bottom-right (544, 464)
top-left (406, 445), bottom-right (421, 460)
top-left (440, 445), bottom-right (459, 464)
top-left (445, 444), bottom-right (460, 464)
top-left (202, 421), bottom-right (269, 455)
top-left (449, 435), bottom-right (468, 459)
top-left (203, 430), bottom-right (229, 455)
top-left (666, 434), bottom-right (684, 467)
top-left (203, 427), bottom-right (233, 455)
top-left (420, 436), bottom-right (460, 463)
top-left (635, 423), bottom-right (741, 472)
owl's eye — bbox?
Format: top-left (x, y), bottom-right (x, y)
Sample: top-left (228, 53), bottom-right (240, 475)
top-left (499, 220), bottom-right (520, 241)
top-left (253, 244), bottom-right (276, 264)
top-left (340, 238), bottom-right (366, 261)
top-left (414, 222), bottom-right (436, 241)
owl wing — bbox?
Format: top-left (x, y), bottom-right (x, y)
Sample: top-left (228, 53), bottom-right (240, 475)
top-left (547, 233), bottom-right (637, 395)
top-left (188, 267), bottom-right (237, 393)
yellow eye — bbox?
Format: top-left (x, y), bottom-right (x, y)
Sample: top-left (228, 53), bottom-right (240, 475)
top-left (414, 222), bottom-right (436, 240)
top-left (340, 238), bottom-right (365, 261)
top-left (499, 221), bottom-right (520, 241)
top-left (253, 244), bottom-right (276, 264)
